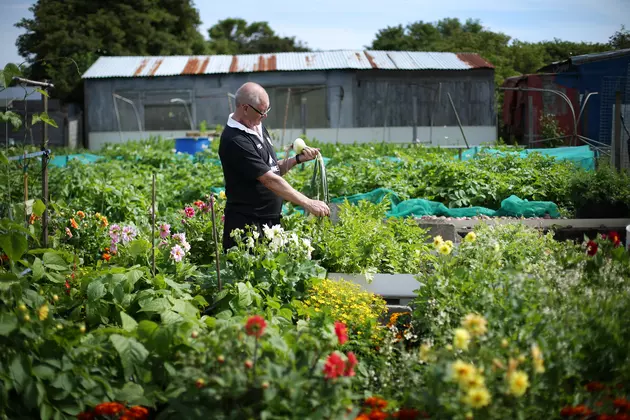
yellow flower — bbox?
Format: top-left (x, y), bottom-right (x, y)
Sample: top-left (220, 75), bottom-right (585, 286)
top-left (219, 190), bottom-right (227, 200)
top-left (433, 235), bottom-right (444, 248)
top-left (463, 386), bottom-right (491, 408)
top-left (438, 243), bottom-right (452, 255)
top-left (419, 343), bottom-right (433, 362)
top-left (531, 344), bottom-right (545, 373)
top-left (100, 215), bottom-right (109, 228)
top-left (453, 328), bottom-right (471, 351)
top-left (464, 232), bottom-right (477, 243)
top-left (466, 373), bottom-right (486, 389)
top-left (451, 360), bottom-right (477, 386)
top-left (445, 240), bottom-right (453, 247)
top-left (461, 313), bottom-right (488, 336)
top-left (501, 338), bottom-right (509, 348)
top-left (508, 370), bottom-right (529, 397)
top-left (37, 304), bottom-right (49, 321)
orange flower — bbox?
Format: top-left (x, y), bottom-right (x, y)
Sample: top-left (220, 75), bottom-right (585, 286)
top-left (100, 216), bottom-right (109, 228)
top-left (355, 415), bottom-right (370, 420)
top-left (365, 397), bottom-right (388, 410)
top-left (77, 211), bottom-right (85, 219)
top-left (368, 411), bottom-right (388, 420)
top-left (93, 402), bottom-right (125, 416)
top-left (102, 253), bottom-right (111, 262)
top-left (29, 213), bottom-right (39, 224)
top-left (122, 406), bottom-right (150, 420)
top-left (70, 218), bottom-right (79, 229)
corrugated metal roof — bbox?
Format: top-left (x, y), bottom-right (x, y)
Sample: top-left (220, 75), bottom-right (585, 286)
top-left (81, 50), bottom-right (494, 79)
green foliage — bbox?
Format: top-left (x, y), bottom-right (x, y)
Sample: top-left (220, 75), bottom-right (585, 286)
top-left (288, 200), bottom-right (434, 275)
top-left (15, 0), bottom-right (207, 101)
top-left (370, 17), bottom-right (613, 86)
top-left (207, 18), bottom-right (310, 54)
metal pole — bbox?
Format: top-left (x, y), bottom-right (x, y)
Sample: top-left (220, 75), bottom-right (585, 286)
top-left (282, 88), bottom-right (291, 149)
top-left (614, 91), bottom-right (622, 170)
top-left (151, 173), bottom-right (156, 278)
top-left (41, 85), bottom-right (49, 247)
top-left (412, 95), bottom-right (418, 143)
top-left (170, 98), bottom-right (194, 131)
top-left (447, 92), bottom-right (470, 149)
top-left (335, 86), bottom-right (343, 144)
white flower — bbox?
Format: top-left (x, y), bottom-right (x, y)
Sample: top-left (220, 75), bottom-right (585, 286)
top-left (246, 237), bottom-right (255, 249)
top-left (252, 231), bottom-right (260, 240)
top-left (170, 245), bottom-right (185, 262)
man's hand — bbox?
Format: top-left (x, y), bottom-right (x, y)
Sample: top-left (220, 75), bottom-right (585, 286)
top-left (298, 147), bottom-right (320, 163)
top-left (303, 199), bottom-right (330, 217)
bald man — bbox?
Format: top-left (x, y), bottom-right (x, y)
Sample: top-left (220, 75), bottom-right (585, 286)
top-left (218, 82), bottom-right (330, 251)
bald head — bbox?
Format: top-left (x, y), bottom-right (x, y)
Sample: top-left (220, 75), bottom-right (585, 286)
top-left (235, 82), bottom-right (269, 109)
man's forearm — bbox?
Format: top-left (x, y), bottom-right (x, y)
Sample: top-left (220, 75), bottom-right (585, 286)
top-left (259, 171), bottom-right (309, 207)
top-left (277, 156), bottom-right (297, 176)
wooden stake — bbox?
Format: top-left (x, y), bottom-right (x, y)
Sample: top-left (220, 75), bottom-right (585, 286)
top-left (210, 195), bottom-right (222, 291)
top-left (151, 173), bottom-right (156, 277)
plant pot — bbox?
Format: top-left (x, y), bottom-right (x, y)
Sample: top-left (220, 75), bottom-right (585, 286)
top-left (327, 272), bottom-right (422, 306)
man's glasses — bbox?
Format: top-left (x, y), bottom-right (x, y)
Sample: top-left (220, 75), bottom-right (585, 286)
top-left (247, 104), bottom-right (271, 117)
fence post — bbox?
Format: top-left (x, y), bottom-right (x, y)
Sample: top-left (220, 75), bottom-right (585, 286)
top-left (41, 84), bottom-right (49, 248)
top-left (528, 95), bottom-right (534, 147)
top-left (300, 96), bottom-right (307, 137)
top-left (614, 91), bottom-right (622, 170)
top-left (412, 95), bottom-right (418, 143)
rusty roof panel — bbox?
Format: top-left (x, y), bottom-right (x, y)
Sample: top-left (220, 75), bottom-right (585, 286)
top-left (455, 53), bottom-right (495, 69)
top-left (82, 51), bottom-right (494, 78)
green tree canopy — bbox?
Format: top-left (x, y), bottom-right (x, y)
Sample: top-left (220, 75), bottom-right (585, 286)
top-left (370, 18), bottom-right (613, 85)
top-left (608, 25), bottom-right (630, 50)
top-left (207, 18), bottom-right (310, 55)
top-left (15, 0), bottom-right (207, 102)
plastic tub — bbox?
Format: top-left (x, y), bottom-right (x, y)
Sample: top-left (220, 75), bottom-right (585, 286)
top-left (175, 137), bottom-right (210, 155)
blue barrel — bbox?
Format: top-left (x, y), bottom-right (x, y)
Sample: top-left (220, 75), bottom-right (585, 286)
top-left (175, 137), bottom-right (211, 155)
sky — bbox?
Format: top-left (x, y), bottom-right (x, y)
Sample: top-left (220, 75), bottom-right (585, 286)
top-left (1, 0), bottom-right (629, 70)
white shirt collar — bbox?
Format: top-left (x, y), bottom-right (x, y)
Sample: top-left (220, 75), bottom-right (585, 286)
top-left (227, 113), bottom-right (265, 140)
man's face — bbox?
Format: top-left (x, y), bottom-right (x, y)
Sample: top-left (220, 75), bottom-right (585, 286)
top-left (244, 99), bottom-right (270, 126)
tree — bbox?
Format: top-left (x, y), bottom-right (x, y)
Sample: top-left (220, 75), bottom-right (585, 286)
top-left (207, 18), bottom-right (310, 55)
top-left (15, 0), bottom-right (207, 102)
top-left (609, 25), bottom-right (630, 50)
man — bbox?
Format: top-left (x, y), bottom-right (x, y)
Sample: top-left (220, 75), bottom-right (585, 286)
top-left (219, 82), bottom-right (330, 250)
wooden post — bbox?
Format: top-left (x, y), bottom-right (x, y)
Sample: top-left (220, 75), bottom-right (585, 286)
top-left (614, 91), bottom-right (622, 170)
top-left (528, 95), bottom-right (534, 147)
top-left (41, 86), bottom-right (49, 248)
top-left (300, 96), bottom-right (307, 136)
top-left (151, 173), bottom-right (156, 277)
top-left (412, 96), bottom-right (418, 143)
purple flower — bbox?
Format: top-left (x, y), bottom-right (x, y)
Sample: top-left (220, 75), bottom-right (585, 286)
top-left (170, 245), bottom-right (185, 262)
top-left (159, 223), bottom-right (171, 239)
top-left (121, 225), bottom-right (137, 244)
top-left (109, 224), bottom-right (121, 242)
top-left (110, 242), bottom-right (118, 254)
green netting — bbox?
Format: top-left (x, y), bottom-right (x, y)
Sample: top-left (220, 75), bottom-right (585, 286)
top-left (460, 145), bottom-right (595, 170)
top-left (49, 153), bottom-right (103, 168)
top-left (326, 187), bottom-right (561, 218)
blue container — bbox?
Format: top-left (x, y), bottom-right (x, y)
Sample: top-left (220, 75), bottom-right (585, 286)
top-left (175, 137), bottom-right (210, 155)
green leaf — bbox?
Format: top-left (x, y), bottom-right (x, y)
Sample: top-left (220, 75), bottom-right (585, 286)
top-left (34, 88), bottom-right (49, 98)
top-left (33, 365), bottom-right (56, 380)
top-left (137, 320), bottom-right (158, 340)
top-left (31, 258), bottom-right (44, 281)
top-left (9, 354), bottom-right (28, 392)
top-left (120, 312), bottom-right (138, 332)
top-left (115, 382), bottom-right (150, 406)
top-left (32, 199), bottom-right (46, 217)
top-left (1, 63), bottom-right (21, 89)
top-left (0, 111), bottom-right (22, 131)
top-left (43, 252), bottom-right (68, 270)
top-left (138, 297), bottom-right (170, 313)
top-left (0, 150), bottom-right (8, 165)
top-left (109, 334), bottom-right (149, 379)
top-left (0, 312), bottom-right (18, 336)
top-left (0, 231), bottom-right (28, 261)
top-left (87, 281), bottom-right (106, 302)
top-left (129, 239), bottom-right (151, 257)
top-left (39, 112), bottom-right (58, 128)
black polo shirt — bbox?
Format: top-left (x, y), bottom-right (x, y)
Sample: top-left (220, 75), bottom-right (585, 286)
top-left (218, 124), bottom-right (283, 219)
